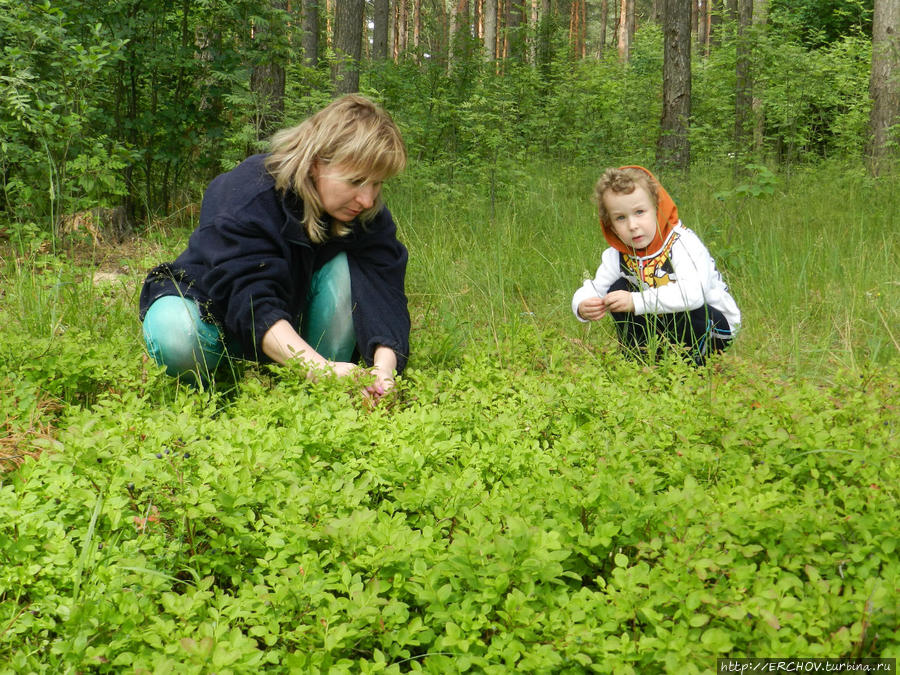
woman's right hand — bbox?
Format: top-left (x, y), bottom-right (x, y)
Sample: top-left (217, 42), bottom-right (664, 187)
top-left (328, 360), bottom-right (359, 378)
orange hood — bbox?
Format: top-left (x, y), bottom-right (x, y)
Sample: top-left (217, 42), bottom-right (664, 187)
top-left (601, 165), bottom-right (680, 256)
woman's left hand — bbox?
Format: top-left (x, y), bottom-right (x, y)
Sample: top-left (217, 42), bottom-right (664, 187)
top-left (364, 346), bottom-right (398, 406)
top-left (365, 367), bottom-right (395, 401)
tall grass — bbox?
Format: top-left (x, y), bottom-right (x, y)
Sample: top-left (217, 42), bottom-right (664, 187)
top-left (390, 160), bottom-right (900, 377)
top-left (1, 159), bottom-right (897, 388)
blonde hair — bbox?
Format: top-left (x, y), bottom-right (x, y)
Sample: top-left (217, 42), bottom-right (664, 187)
top-left (265, 94), bottom-right (407, 243)
top-left (593, 167), bottom-right (659, 229)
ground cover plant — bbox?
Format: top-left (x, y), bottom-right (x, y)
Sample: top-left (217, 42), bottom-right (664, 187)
top-left (1, 163), bottom-right (898, 672)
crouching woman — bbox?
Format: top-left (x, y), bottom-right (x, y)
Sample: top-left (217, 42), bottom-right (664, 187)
top-left (139, 94), bottom-right (410, 402)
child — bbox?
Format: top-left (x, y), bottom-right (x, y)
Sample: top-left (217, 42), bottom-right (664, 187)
top-left (572, 166), bottom-right (740, 364)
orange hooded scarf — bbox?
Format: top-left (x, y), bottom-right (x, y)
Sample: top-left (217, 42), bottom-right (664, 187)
top-left (600, 165), bottom-right (680, 256)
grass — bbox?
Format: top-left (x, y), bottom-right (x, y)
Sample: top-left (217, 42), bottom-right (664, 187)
top-left (391, 160), bottom-right (900, 376)
top-left (0, 160), bottom-right (898, 672)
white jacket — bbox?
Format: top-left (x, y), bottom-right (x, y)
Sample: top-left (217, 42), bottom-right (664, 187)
top-left (572, 223), bottom-right (741, 334)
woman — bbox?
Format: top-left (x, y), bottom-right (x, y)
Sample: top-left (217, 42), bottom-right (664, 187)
top-left (139, 95), bottom-right (409, 401)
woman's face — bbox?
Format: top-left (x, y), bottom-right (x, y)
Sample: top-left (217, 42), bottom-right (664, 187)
top-left (313, 162), bottom-right (383, 223)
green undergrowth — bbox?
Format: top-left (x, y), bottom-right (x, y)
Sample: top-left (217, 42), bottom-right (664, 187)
top-left (1, 161), bottom-right (899, 671)
top-left (1, 309), bottom-right (898, 671)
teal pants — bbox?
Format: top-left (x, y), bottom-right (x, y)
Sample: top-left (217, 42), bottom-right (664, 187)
top-left (142, 252), bottom-right (356, 382)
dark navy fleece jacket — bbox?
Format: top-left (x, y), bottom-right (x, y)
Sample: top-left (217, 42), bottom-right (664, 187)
top-left (138, 154), bottom-right (411, 372)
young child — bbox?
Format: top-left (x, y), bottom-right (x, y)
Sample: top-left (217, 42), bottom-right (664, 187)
top-left (572, 166), bottom-right (740, 364)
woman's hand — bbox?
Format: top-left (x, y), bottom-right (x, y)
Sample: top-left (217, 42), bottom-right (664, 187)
top-left (328, 360), bottom-right (360, 378)
top-left (364, 346), bottom-right (398, 405)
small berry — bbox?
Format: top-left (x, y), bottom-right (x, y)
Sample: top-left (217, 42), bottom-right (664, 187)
top-left (127, 483), bottom-right (135, 491)
top-left (155, 453), bottom-right (163, 459)
top-left (165, 448), bottom-right (170, 455)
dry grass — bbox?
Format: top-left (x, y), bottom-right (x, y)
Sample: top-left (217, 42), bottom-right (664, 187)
top-left (0, 392), bottom-right (61, 474)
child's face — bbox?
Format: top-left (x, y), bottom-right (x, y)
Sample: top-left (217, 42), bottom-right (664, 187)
top-left (604, 185), bottom-right (658, 250)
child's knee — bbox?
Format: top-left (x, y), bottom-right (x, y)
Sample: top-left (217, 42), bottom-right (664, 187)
top-left (608, 277), bottom-right (635, 294)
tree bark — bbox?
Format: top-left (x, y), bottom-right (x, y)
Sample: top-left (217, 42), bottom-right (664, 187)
top-left (867, 0), bottom-right (900, 175)
top-left (657, 0), bottom-right (692, 170)
top-left (617, 0), bottom-right (629, 61)
top-left (698, 0), bottom-right (708, 54)
top-left (374, 0), bottom-right (389, 60)
top-left (691, 0), bottom-right (699, 40)
top-left (332, 0), bottom-right (364, 94)
top-left (626, 0), bottom-right (635, 49)
top-left (484, 0), bottom-right (498, 61)
top-left (399, 0), bottom-right (409, 55)
top-left (600, 0), bottom-right (609, 55)
top-left (301, 0), bottom-right (319, 66)
top-left (734, 0), bottom-right (753, 155)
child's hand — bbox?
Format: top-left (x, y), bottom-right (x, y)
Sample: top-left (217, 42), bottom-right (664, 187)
top-left (603, 290), bottom-right (635, 313)
top-left (578, 297), bottom-right (607, 321)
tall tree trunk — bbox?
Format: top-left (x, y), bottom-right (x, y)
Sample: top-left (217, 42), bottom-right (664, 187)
top-left (569, 0), bottom-right (582, 58)
top-left (867, 0), bottom-right (900, 175)
top-left (657, 0), bottom-right (692, 170)
top-left (413, 0), bottom-right (421, 57)
top-left (600, 0), bottom-right (609, 55)
top-left (400, 0), bottom-right (409, 54)
top-left (734, 0), bottom-right (753, 156)
top-left (393, 0), bottom-right (400, 60)
top-left (484, 0), bottom-right (498, 61)
top-left (617, 0), bottom-right (630, 62)
top-left (332, 0), bottom-right (363, 94)
top-left (530, 0), bottom-right (539, 63)
top-left (698, 0), bottom-right (708, 54)
top-left (374, 0), bottom-right (389, 59)
top-left (626, 0), bottom-right (635, 49)
top-left (537, 0), bottom-right (552, 68)
top-left (449, 0), bottom-right (458, 67)
top-left (474, 0), bottom-right (483, 40)
top-left (251, 0), bottom-right (287, 139)
top-left (691, 0), bottom-right (699, 40)
top-left (301, 0), bottom-right (319, 66)
top-left (752, 0), bottom-right (768, 153)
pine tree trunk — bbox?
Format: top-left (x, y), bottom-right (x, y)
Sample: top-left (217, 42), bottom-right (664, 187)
top-left (301, 0), bottom-right (319, 66)
top-left (626, 0), bottom-right (635, 49)
top-left (657, 0), bottom-right (692, 170)
top-left (332, 0), bottom-right (363, 94)
top-left (413, 0), bottom-right (421, 56)
top-left (374, 0), bottom-right (389, 60)
top-left (734, 0), bottom-right (753, 155)
top-left (600, 0), bottom-right (609, 55)
top-left (617, 0), bottom-right (629, 61)
top-left (867, 0), bottom-right (900, 175)
top-left (484, 0), bottom-right (498, 61)
top-left (698, 0), bottom-right (708, 55)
